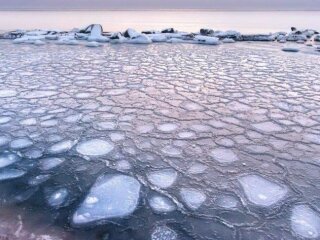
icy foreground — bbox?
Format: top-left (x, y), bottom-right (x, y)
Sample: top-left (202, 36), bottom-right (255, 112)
top-left (0, 41), bottom-right (319, 239)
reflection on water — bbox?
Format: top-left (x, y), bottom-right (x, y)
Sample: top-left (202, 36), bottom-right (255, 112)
top-left (0, 10), bottom-right (320, 33)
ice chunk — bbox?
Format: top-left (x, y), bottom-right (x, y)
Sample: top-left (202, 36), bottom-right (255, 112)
top-left (40, 119), bottom-right (58, 127)
top-left (39, 157), bottom-right (65, 171)
top-left (72, 174), bottom-right (141, 225)
top-left (104, 88), bottom-right (129, 96)
top-left (0, 116), bottom-right (12, 124)
top-left (148, 195), bottom-right (176, 213)
top-left (0, 89), bottom-right (17, 98)
top-left (109, 132), bottom-right (125, 142)
top-left (147, 169), bottom-right (178, 189)
top-left (210, 148), bottom-right (239, 163)
top-left (137, 124), bottom-right (154, 133)
top-left (291, 205), bottom-right (320, 239)
top-left (48, 140), bottom-right (75, 154)
top-left (178, 131), bottom-right (195, 139)
top-left (20, 90), bottom-right (58, 99)
top-left (215, 195), bottom-right (239, 209)
top-left (47, 188), bottom-right (68, 207)
top-left (157, 123), bottom-right (178, 132)
top-left (222, 38), bottom-right (236, 43)
top-left (180, 101), bottom-right (204, 111)
top-left (115, 160), bottom-right (131, 171)
top-left (180, 188), bottom-right (206, 210)
top-left (194, 35), bottom-right (220, 45)
top-left (252, 121), bottom-right (283, 133)
top-left (86, 41), bottom-right (101, 47)
top-left (151, 225), bottom-right (178, 240)
top-left (34, 40), bottom-right (45, 46)
top-left (0, 169), bottom-right (26, 181)
top-left (20, 118), bottom-right (37, 126)
top-left (238, 174), bottom-right (288, 207)
top-left (187, 163), bottom-right (208, 174)
top-left (10, 138), bottom-right (33, 149)
top-left (0, 136), bottom-right (10, 146)
top-left (128, 34), bottom-right (152, 44)
top-left (149, 34), bottom-right (167, 42)
top-left (282, 47), bottom-right (299, 52)
top-left (0, 152), bottom-right (21, 168)
top-left (28, 174), bottom-right (51, 186)
top-left (76, 139), bottom-right (114, 156)
top-left (161, 145), bottom-right (181, 157)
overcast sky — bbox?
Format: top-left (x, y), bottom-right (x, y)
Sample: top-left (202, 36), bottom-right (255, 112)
top-left (0, 0), bottom-right (320, 10)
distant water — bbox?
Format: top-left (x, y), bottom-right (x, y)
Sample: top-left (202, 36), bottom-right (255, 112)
top-left (0, 10), bottom-right (320, 33)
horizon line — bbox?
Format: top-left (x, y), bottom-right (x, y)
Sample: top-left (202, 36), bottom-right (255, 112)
top-left (1, 8), bottom-right (320, 12)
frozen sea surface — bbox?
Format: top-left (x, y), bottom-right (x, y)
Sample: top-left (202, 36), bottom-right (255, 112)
top-left (0, 41), bottom-right (319, 239)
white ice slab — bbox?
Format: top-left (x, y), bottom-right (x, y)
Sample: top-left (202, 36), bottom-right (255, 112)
top-left (147, 169), bottom-right (178, 189)
top-left (291, 205), bottom-right (320, 239)
top-left (72, 174), bottom-right (141, 225)
top-left (180, 188), bottom-right (206, 210)
top-left (76, 139), bottom-right (114, 156)
top-left (239, 174), bottom-right (288, 207)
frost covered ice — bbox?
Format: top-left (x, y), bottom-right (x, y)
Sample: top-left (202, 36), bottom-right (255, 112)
top-left (180, 188), bottom-right (206, 210)
top-left (210, 148), bottom-right (239, 163)
top-left (147, 169), bottom-right (178, 189)
top-left (148, 195), bottom-right (176, 213)
top-left (76, 139), bottom-right (114, 156)
top-left (72, 174), bottom-right (141, 225)
top-left (151, 225), bottom-right (178, 240)
top-left (239, 174), bottom-right (288, 207)
top-left (0, 169), bottom-right (26, 181)
top-left (47, 188), bottom-right (68, 207)
top-left (0, 152), bottom-right (21, 168)
top-left (291, 205), bottom-right (320, 239)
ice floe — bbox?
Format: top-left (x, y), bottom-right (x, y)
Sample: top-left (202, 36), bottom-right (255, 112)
top-left (291, 205), bottom-right (320, 239)
top-left (0, 116), bottom-right (12, 124)
top-left (210, 148), bottom-right (239, 163)
top-left (180, 188), bottom-right (206, 210)
top-left (10, 138), bottom-right (33, 149)
top-left (239, 174), bottom-right (288, 207)
top-left (114, 160), bottom-right (131, 171)
top-left (48, 140), bottom-right (75, 154)
top-left (157, 123), bottom-right (178, 132)
top-left (282, 47), bottom-right (300, 52)
top-left (20, 118), bottom-right (37, 126)
top-left (0, 89), bottom-right (17, 98)
top-left (151, 225), bottom-right (178, 240)
top-left (72, 174), bottom-right (141, 225)
top-left (148, 195), bottom-right (176, 213)
top-left (215, 195), bottom-right (239, 209)
top-left (28, 174), bottom-right (51, 186)
top-left (252, 121), bottom-right (283, 133)
top-left (47, 188), bottom-right (68, 207)
top-left (39, 157), bottom-right (65, 171)
top-left (76, 139), bottom-right (114, 156)
top-left (187, 163), bottom-right (208, 174)
top-left (0, 169), bottom-right (26, 181)
top-left (147, 169), bottom-right (178, 189)
top-left (0, 152), bottom-right (21, 168)
top-left (0, 136), bottom-right (10, 146)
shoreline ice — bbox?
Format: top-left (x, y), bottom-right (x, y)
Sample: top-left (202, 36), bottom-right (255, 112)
top-left (1, 24), bottom-right (319, 52)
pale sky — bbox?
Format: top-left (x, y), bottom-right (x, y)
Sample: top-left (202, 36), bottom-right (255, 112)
top-left (0, 0), bottom-right (320, 10)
